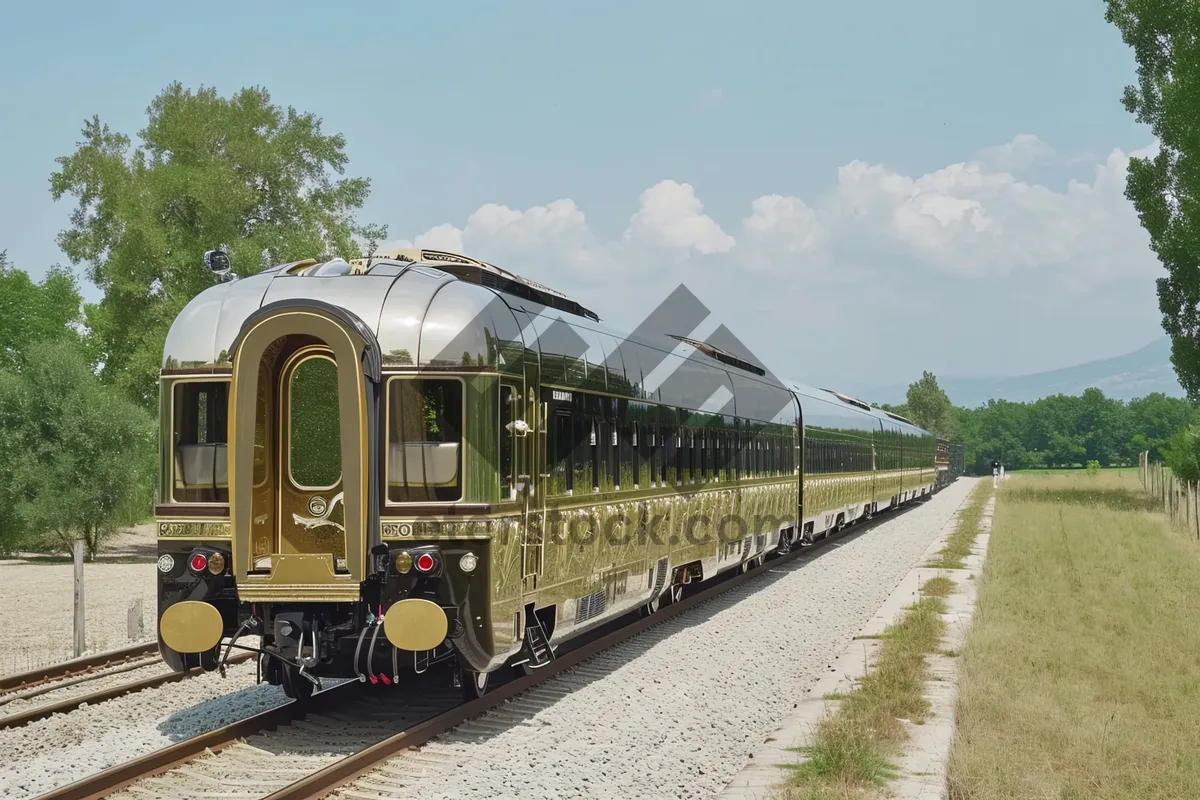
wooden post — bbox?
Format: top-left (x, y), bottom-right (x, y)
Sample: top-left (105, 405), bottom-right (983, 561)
top-left (73, 538), bottom-right (86, 658)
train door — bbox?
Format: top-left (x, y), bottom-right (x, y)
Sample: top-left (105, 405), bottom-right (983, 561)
top-left (520, 384), bottom-right (544, 596)
top-left (226, 304), bottom-right (379, 602)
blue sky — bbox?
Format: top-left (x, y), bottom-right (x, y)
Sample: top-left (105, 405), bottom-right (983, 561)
top-left (0, 0), bottom-right (1160, 393)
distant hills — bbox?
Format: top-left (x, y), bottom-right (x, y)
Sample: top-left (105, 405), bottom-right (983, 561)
top-left (858, 337), bottom-right (1186, 408)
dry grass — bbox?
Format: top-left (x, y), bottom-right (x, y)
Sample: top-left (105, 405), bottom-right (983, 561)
top-left (920, 575), bottom-right (957, 598)
top-left (777, 579), bottom-right (950, 799)
top-left (947, 472), bottom-right (1200, 799)
top-left (925, 482), bottom-right (992, 569)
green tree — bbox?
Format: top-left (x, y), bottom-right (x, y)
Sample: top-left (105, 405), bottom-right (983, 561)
top-left (0, 251), bottom-right (83, 370)
top-left (1164, 425), bottom-right (1200, 484)
top-left (50, 82), bottom-right (386, 408)
top-left (904, 371), bottom-right (959, 439)
top-left (0, 340), bottom-right (155, 559)
top-left (1126, 392), bottom-right (1197, 460)
top-left (1106, 2), bottom-right (1200, 400)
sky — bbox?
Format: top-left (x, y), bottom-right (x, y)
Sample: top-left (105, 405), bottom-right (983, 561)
top-left (0, 0), bottom-right (1162, 394)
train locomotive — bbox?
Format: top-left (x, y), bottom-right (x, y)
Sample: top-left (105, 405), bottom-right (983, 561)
top-left (155, 247), bottom-right (961, 700)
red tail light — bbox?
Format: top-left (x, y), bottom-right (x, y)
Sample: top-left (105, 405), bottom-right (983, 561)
top-left (189, 553), bottom-right (208, 573)
top-left (415, 553), bottom-right (435, 572)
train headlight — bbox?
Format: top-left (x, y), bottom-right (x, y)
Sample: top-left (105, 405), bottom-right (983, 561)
top-left (415, 553), bottom-right (436, 573)
top-left (394, 551), bottom-right (413, 573)
top-left (157, 554), bottom-right (174, 573)
top-left (459, 552), bottom-right (478, 573)
top-left (207, 552), bottom-right (226, 575)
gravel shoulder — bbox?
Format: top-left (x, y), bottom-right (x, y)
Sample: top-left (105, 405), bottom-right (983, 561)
top-left (335, 478), bottom-right (979, 800)
top-left (0, 562), bottom-right (157, 677)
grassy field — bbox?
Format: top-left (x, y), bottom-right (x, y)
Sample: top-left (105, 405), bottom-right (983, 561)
top-left (778, 482), bottom-right (990, 799)
top-left (947, 470), bottom-right (1200, 799)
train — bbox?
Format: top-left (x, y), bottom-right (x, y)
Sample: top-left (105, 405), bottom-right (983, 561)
top-left (155, 246), bottom-right (964, 700)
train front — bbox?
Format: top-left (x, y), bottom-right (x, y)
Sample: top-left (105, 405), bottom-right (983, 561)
top-left (154, 252), bottom-right (529, 700)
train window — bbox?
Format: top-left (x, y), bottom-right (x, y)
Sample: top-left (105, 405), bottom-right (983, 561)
top-left (288, 355), bottom-right (342, 490)
top-left (386, 377), bottom-right (464, 502)
top-left (171, 380), bottom-right (229, 503)
top-left (548, 410), bottom-right (574, 495)
top-left (499, 385), bottom-right (515, 501)
top-left (619, 417), bottom-right (634, 491)
top-left (632, 422), bottom-right (643, 489)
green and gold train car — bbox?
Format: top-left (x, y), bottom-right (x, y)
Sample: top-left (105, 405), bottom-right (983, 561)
top-left (154, 247), bottom-right (940, 700)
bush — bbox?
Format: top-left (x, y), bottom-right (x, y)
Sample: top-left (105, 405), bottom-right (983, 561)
top-left (1086, 459), bottom-right (1101, 476)
top-left (0, 341), bottom-right (156, 558)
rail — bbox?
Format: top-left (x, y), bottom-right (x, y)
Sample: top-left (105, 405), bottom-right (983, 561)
top-left (0, 643), bottom-right (158, 694)
top-left (1, 652), bottom-right (254, 730)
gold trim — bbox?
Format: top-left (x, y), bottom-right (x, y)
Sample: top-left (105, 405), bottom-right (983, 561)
top-left (383, 598), bottom-right (449, 651)
top-left (157, 520), bottom-right (232, 539)
top-left (237, 585), bottom-right (362, 602)
top-left (160, 601), bottom-right (224, 653)
top-left (266, 554), bottom-right (338, 585)
top-left (229, 308), bottom-right (369, 587)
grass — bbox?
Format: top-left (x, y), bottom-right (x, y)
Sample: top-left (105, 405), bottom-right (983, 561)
top-left (777, 577), bottom-right (953, 800)
top-left (920, 575), bottom-right (957, 598)
top-left (925, 482), bottom-right (991, 569)
top-left (946, 471), bottom-right (1200, 799)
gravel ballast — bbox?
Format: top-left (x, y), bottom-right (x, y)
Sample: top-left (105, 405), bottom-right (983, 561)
top-left (0, 658), bottom-right (290, 800)
top-left (337, 478), bottom-right (978, 800)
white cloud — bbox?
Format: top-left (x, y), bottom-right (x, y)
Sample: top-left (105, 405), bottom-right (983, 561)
top-left (382, 135), bottom-right (1154, 284)
top-left (624, 180), bottom-right (736, 256)
top-left (378, 136), bottom-right (1164, 385)
top-left (973, 133), bottom-right (1056, 173)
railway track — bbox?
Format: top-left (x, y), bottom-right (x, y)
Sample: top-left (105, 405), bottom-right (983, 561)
top-left (0, 645), bottom-right (255, 731)
top-left (1, 644), bottom-right (159, 694)
top-left (32, 515), bottom-right (882, 800)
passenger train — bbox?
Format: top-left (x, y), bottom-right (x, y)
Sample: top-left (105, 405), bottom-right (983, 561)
top-left (155, 247), bottom-right (965, 700)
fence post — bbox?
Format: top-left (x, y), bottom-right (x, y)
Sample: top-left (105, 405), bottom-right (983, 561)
top-left (127, 598), bottom-right (145, 642)
top-left (73, 538), bottom-right (86, 658)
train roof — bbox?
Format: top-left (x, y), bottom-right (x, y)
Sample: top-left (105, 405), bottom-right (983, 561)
top-left (162, 247), bottom-right (943, 437)
top-left (162, 247), bottom-right (800, 422)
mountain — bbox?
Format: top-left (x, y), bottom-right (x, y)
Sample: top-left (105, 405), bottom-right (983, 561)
top-left (856, 337), bottom-right (1186, 408)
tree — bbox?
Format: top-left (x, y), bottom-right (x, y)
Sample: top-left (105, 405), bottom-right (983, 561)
top-left (0, 251), bottom-right (83, 370)
top-left (0, 340), bottom-right (155, 559)
top-left (904, 371), bottom-right (958, 439)
top-left (50, 83), bottom-right (387, 408)
top-left (1106, 2), bottom-right (1200, 400)
top-left (1164, 425), bottom-right (1200, 484)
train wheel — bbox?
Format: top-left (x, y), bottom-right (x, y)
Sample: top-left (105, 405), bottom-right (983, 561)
top-left (667, 584), bottom-right (684, 605)
top-left (460, 668), bottom-right (490, 700)
top-left (281, 665), bottom-right (315, 702)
